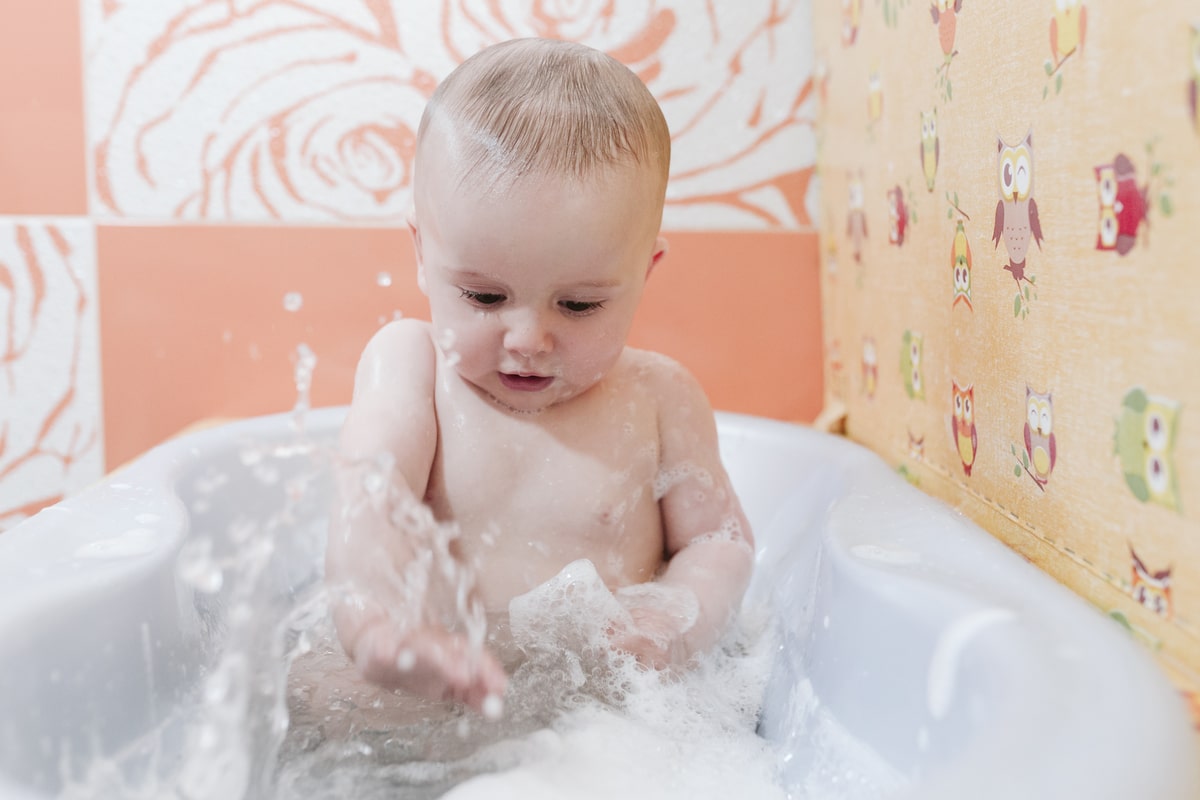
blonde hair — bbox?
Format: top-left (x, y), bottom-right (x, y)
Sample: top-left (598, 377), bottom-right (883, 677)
top-left (416, 38), bottom-right (670, 201)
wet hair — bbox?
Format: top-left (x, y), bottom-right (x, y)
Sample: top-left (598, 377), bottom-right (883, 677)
top-left (415, 38), bottom-right (670, 202)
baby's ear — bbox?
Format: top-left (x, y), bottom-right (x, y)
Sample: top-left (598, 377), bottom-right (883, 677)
top-left (647, 235), bottom-right (669, 278)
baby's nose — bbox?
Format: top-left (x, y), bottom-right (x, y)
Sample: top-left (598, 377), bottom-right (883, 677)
top-left (503, 310), bottom-right (553, 357)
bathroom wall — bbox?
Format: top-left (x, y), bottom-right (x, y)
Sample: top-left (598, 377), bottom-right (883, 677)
top-left (814, 0), bottom-right (1200, 714)
top-left (0, 0), bottom-right (822, 528)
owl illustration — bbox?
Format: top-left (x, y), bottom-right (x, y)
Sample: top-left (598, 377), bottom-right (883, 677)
top-left (828, 338), bottom-right (844, 375)
top-left (887, 186), bottom-right (908, 246)
top-left (1130, 546), bottom-right (1172, 619)
top-left (930, 0), bottom-right (963, 57)
top-left (951, 220), bottom-right (973, 310)
top-left (952, 381), bottom-right (977, 476)
top-left (901, 331), bottom-right (924, 400)
top-left (1095, 153), bottom-right (1149, 256)
top-left (1050, 0), bottom-right (1087, 67)
top-left (1024, 387), bottom-right (1057, 487)
top-left (992, 130), bottom-right (1044, 285)
top-left (842, 0), bottom-right (862, 46)
top-left (908, 428), bottom-right (925, 460)
top-left (920, 109), bottom-right (939, 191)
top-left (862, 337), bottom-right (878, 398)
top-left (1190, 25), bottom-right (1199, 134)
top-left (1113, 388), bottom-right (1182, 512)
top-left (847, 172), bottom-right (868, 262)
top-left (867, 68), bottom-right (883, 126)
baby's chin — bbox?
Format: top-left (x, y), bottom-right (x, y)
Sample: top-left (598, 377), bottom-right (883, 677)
top-left (475, 373), bottom-right (603, 415)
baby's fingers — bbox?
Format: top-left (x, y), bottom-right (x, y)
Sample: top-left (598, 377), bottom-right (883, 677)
top-left (418, 632), bottom-right (507, 717)
top-left (608, 627), bottom-right (670, 671)
top-left (352, 622), bottom-right (507, 716)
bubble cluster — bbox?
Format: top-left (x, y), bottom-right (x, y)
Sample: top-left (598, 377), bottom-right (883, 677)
top-left (652, 461), bottom-right (714, 501)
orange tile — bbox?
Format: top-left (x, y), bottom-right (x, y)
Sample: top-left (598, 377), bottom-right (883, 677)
top-left (97, 225), bottom-right (425, 468)
top-left (0, 2), bottom-right (87, 214)
top-left (629, 231), bottom-right (823, 423)
top-left (98, 227), bottom-right (821, 467)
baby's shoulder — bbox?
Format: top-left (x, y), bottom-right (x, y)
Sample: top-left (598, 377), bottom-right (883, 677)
top-left (360, 319), bottom-right (436, 368)
top-left (350, 319), bottom-right (437, 401)
top-left (618, 347), bottom-right (691, 382)
top-left (616, 348), bottom-right (711, 414)
top-left (367, 317), bottom-right (433, 350)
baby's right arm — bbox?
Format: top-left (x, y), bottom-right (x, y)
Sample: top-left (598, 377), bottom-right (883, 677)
top-left (325, 320), bottom-right (506, 714)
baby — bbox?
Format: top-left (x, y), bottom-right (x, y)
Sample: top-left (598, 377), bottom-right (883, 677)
top-left (325, 38), bottom-right (754, 717)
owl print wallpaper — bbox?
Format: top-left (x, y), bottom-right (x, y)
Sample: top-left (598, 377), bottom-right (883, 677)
top-left (0, 1), bottom-right (822, 526)
top-left (815, 0), bottom-right (1200, 716)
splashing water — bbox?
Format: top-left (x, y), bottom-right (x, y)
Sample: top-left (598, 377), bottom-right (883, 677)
top-left (436, 328), bottom-right (461, 369)
top-left (51, 348), bottom-right (901, 800)
top-left (291, 344), bottom-right (317, 432)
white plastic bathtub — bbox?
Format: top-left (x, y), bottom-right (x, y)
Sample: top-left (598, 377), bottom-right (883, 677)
top-left (0, 409), bottom-right (1196, 799)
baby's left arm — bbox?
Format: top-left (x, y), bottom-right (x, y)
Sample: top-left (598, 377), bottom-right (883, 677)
top-left (613, 360), bottom-right (754, 668)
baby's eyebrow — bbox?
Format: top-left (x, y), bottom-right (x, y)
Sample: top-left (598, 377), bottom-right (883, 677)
top-left (562, 278), bottom-right (622, 290)
top-left (446, 267), bottom-right (505, 284)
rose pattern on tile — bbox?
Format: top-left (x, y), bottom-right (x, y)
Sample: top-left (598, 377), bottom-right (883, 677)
top-left (0, 222), bottom-right (103, 529)
top-left (87, 0), bottom-right (815, 229)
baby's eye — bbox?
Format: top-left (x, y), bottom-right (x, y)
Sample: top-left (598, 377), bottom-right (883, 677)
top-left (559, 299), bottom-right (605, 316)
top-left (460, 289), bottom-right (505, 306)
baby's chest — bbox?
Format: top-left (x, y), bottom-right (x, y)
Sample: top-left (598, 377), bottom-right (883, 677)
top-left (436, 422), bottom-right (659, 532)
top-left (429, 406), bottom-right (665, 581)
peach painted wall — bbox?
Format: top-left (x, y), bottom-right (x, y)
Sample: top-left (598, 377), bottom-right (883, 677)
top-left (0, 1), bottom-right (822, 527)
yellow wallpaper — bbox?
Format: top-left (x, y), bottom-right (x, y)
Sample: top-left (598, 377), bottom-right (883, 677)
top-left (814, 0), bottom-right (1200, 705)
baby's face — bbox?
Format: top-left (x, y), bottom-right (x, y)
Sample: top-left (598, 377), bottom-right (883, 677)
top-left (413, 150), bottom-right (665, 414)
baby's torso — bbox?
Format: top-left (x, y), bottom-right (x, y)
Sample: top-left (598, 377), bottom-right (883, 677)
top-left (426, 349), bottom-right (667, 613)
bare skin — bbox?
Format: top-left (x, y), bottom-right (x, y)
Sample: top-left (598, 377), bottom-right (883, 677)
top-left (325, 128), bottom-right (754, 715)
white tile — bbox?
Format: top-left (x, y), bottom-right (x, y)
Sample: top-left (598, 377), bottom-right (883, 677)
top-left (0, 219), bottom-right (104, 529)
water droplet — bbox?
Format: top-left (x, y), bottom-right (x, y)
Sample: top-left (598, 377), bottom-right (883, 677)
top-left (482, 694), bottom-right (504, 720)
top-left (291, 343), bottom-right (318, 430)
top-left (74, 528), bottom-right (160, 559)
top-left (362, 471), bottom-right (386, 495)
top-left (283, 291), bottom-right (303, 312)
top-left (376, 271), bottom-right (393, 287)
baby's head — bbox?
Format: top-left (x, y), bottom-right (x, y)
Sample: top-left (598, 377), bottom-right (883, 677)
top-left (414, 37), bottom-right (670, 211)
top-left (409, 39), bottom-right (673, 415)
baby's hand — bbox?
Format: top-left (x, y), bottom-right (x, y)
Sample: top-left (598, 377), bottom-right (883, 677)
top-left (610, 583), bottom-right (700, 670)
top-left (352, 618), bottom-right (507, 718)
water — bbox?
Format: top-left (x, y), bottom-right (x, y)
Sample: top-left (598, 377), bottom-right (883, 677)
top-left (52, 347), bottom-right (904, 800)
top-left (282, 292), bottom-right (303, 313)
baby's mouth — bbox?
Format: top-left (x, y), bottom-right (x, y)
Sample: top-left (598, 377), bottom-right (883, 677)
top-left (499, 372), bottom-right (554, 392)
